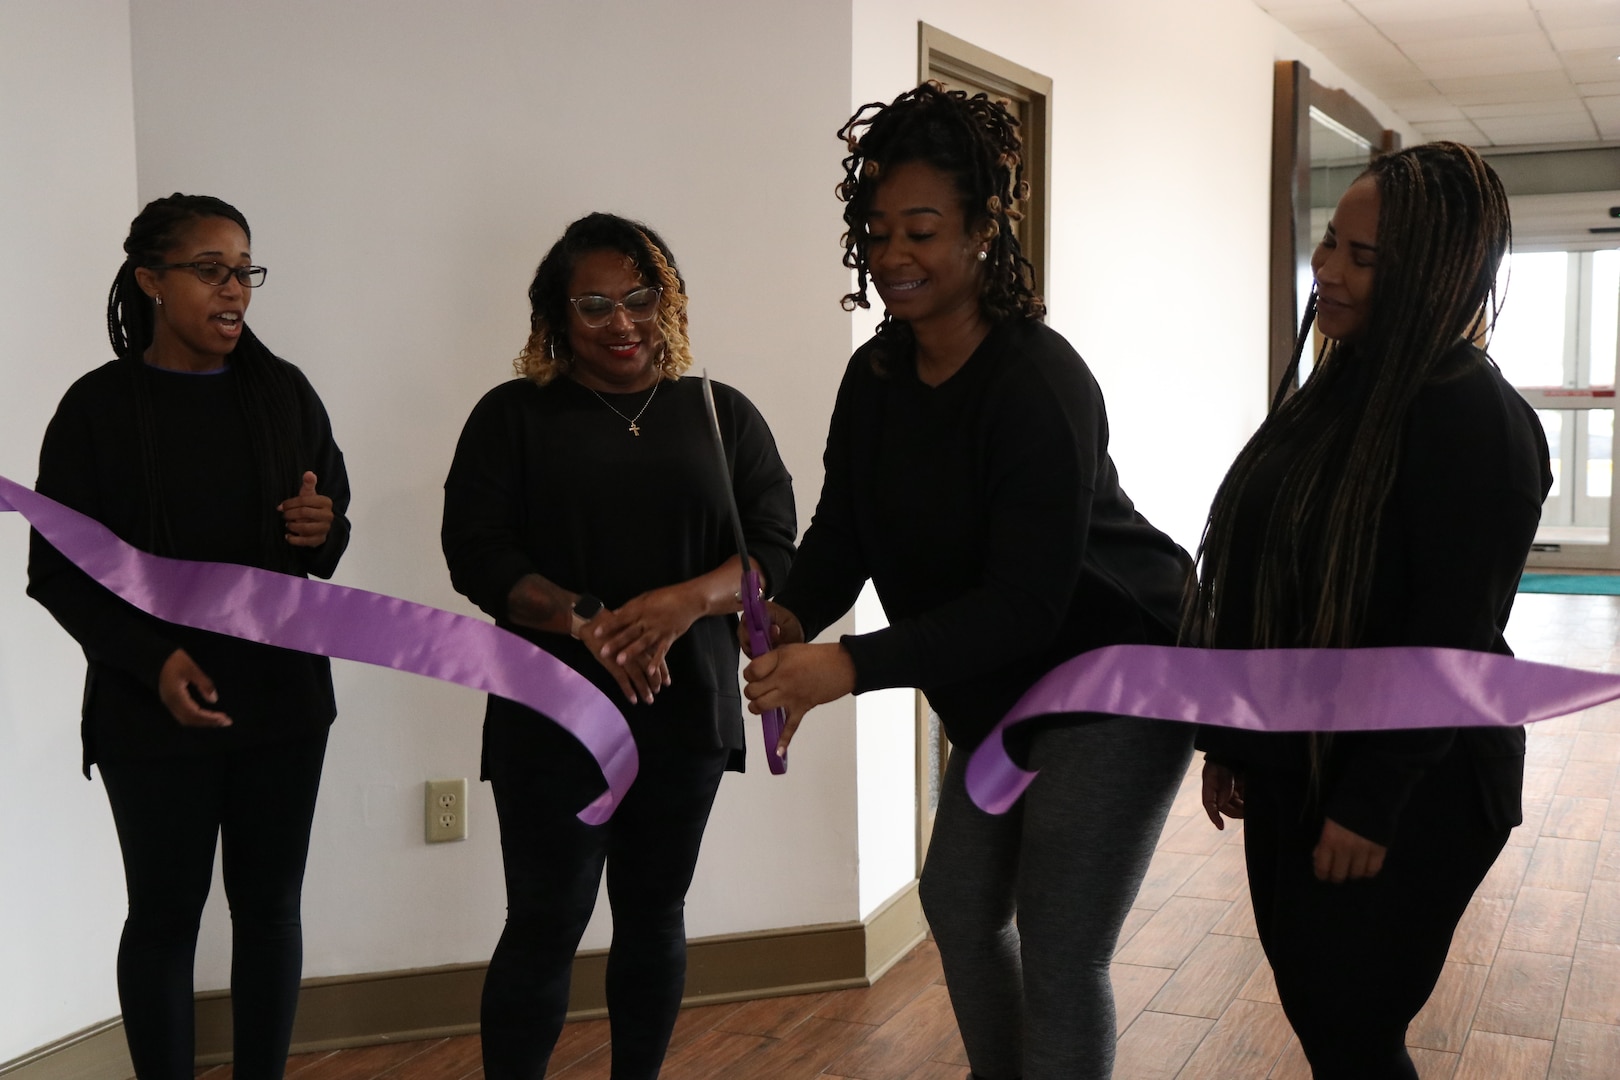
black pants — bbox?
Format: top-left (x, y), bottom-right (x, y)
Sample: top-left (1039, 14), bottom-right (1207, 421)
top-left (481, 743), bottom-right (728, 1080)
top-left (98, 729), bottom-right (329, 1080)
top-left (1243, 755), bottom-right (1510, 1079)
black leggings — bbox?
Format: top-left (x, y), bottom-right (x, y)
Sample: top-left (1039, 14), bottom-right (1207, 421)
top-left (1243, 755), bottom-right (1510, 1079)
top-left (481, 744), bottom-right (728, 1080)
top-left (98, 730), bottom-right (328, 1080)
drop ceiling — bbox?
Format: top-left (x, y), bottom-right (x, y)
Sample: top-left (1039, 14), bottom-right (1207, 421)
top-left (1255, 0), bottom-right (1620, 147)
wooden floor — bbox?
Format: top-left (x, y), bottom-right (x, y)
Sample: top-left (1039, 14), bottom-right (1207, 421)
top-left (197, 592), bottom-right (1620, 1079)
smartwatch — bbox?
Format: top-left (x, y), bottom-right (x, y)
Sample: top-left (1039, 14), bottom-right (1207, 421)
top-left (571, 594), bottom-right (604, 638)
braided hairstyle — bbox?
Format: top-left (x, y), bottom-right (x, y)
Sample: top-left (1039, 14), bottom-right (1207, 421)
top-left (107, 193), bottom-right (308, 569)
top-left (837, 81), bottom-right (1044, 372)
top-left (514, 212), bottom-right (692, 385)
top-left (1186, 142), bottom-right (1513, 653)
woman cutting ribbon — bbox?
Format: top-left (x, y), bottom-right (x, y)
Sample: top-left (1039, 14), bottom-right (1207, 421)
top-left (441, 212), bottom-right (795, 1080)
top-left (741, 84), bottom-right (1194, 1079)
top-left (1191, 142), bottom-right (1553, 1078)
top-left (27, 193), bottom-right (350, 1079)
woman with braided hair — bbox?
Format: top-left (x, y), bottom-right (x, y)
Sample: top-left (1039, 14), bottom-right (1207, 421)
top-left (441, 211), bottom-right (794, 1079)
top-left (27, 194), bottom-right (350, 1078)
top-left (1194, 143), bottom-right (1551, 1077)
top-left (742, 83), bottom-right (1195, 1078)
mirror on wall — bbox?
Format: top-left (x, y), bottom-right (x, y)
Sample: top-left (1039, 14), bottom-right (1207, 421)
top-left (1269, 61), bottom-right (1399, 397)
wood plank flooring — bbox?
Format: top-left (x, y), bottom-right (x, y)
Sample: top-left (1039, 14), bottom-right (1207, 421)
top-left (196, 593), bottom-right (1620, 1079)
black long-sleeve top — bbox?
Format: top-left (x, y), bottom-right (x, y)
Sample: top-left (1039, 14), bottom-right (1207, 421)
top-left (775, 318), bottom-right (1192, 751)
top-left (1198, 343), bottom-right (1553, 845)
top-left (440, 375), bottom-right (795, 780)
top-left (27, 358), bottom-right (351, 772)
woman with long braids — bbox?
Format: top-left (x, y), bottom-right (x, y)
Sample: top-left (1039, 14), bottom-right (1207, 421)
top-left (27, 194), bottom-right (350, 1078)
top-left (441, 212), bottom-right (795, 1079)
top-left (1194, 143), bottom-right (1551, 1078)
top-left (742, 83), bottom-right (1195, 1079)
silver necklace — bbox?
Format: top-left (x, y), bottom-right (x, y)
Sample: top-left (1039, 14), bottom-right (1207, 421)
top-left (586, 379), bottom-right (660, 436)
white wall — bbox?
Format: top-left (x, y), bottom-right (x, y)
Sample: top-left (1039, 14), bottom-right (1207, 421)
top-left (121, 0), bottom-right (859, 987)
top-left (0, 0), bottom-right (139, 1061)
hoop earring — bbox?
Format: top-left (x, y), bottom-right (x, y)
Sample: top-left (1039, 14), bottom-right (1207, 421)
top-left (154, 295), bottom-right (164, 306)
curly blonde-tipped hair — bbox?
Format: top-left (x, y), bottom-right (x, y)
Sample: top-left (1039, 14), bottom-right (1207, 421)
top-left (514, 213), bottom-right (693, 385)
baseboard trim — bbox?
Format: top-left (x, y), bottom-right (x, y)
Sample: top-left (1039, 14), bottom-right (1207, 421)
top-left (0, 1019), bottom-right (133, 1080)
top-left (7, 880), bottom-right (924, 1075)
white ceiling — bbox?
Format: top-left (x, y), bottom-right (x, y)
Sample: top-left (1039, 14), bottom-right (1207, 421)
top-left (1256, 0), bottom-right (1620, 147)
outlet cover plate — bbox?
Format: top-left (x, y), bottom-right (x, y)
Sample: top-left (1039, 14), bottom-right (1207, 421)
top-left (425, 778), bottom-right (468, 843)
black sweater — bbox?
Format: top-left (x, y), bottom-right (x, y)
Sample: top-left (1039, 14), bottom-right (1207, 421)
top-left (27, 359), bottom-right (351, 771)
top-left (1198, 344), bottom-right (1552, 845)
top-left (441, 375), bottom-right (795, 780)
top-left (775, 319), bottom-right (1192, 751)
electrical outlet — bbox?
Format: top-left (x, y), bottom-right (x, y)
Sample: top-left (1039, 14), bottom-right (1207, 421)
top-left (425, 778), bottom-right (468, 843)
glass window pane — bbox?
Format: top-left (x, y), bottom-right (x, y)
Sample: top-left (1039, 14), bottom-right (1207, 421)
top-left (1589, 409), bottom-right (1613, 500)
top-left (1538, 409), bottom-right (1564, 501)
top-left (1591, 249), bottom-right (1619, 387)
top-left (1493, 252), bottom-right (1568, 387)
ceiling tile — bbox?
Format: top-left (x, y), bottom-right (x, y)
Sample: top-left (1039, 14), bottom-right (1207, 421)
top-left (1474, 116), bottom-right (1601, 141)
top-left (1535, 3), bottom-right (1620, 32)
top-left (1587, 92), bottom-right (1620, 117)
top-left (1414, 118), bottom-right (1491, 136)
top-left (1396, 102), bottom-right (1470, 121)
top-left (1549, 25), bottom-right (1620, 49)
top-left (1401, 33), bottom-right (1559, 61)
top-left (1417, 54), bottom-right (1565, 81)
top-left (1267, 6), bottom-right (1370, 31)
top-left (1299, 25), bottom-right (1397, 50)
top-left (1355, 0), bottom-right (1529, 18)
top-left (1576, 78), bottom-right (1620, 91)
top-left (1533, 0), bottom-right (1620, 12)
top-left (1377, 12), bottom-right (1544, 40)
top-left (1464, 98), bottom-right (1591, 116)
top-left (1431, 69), bottom-right (1579, 93)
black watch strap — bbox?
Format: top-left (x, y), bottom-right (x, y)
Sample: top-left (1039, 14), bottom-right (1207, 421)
top-left (572, 594), bottom-right (604, 621)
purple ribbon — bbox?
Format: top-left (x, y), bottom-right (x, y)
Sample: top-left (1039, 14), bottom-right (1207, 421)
top-left (0, 473), bottom-right (636, 824)
top-left (967, 642), bottom-right (1619, 815)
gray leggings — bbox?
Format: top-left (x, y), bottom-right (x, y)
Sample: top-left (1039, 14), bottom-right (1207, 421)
top-left (919, 715), bottom-right (1193, 1080)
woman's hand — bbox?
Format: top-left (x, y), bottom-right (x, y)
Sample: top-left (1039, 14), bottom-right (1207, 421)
top-left (158, 649), bottom-right (232, 728)
top-left (743, 642), bottom-right (855, 755)
top-left (588, 584), bottom-right (705, 683)
top-left (1313, 818), bottom-right (1387, 883)
top-left (579, 610), bottom-right (667, 705)
top-left (737, 599), bottom-right (805, 656)
top-left (278, 471), bottom-right (334, 548)
top-left (1201, 759), bottom-right (1246, 829)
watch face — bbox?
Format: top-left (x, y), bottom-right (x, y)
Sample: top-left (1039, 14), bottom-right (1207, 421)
top-left (573, 594), bottom-right (604, 621)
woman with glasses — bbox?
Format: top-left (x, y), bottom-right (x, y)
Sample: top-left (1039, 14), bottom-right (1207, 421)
top-left (27, 193), bottom-right (350, 1079)
top-left (741, 84), bottom-right (1194, 1080)
top-left (441, 211), bottom-right (794, 1080)
top-left (1193, 143), bottom-right (1550, 1079)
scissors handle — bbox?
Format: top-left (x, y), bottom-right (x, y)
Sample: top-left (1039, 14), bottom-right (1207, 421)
top-left (740, 566), bottom-right (788, 774)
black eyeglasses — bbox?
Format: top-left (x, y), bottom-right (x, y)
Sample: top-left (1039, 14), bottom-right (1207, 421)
top-left (569, 286), bottom-right (661, 328)
top-left (151, 261), bottom-right (268, 288)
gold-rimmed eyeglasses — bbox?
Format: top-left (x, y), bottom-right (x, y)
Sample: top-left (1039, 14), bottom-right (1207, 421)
top-left (569, 286), bottom-right (661, 328)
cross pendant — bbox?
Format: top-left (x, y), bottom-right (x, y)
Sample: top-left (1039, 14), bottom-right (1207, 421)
top-left (629, 422), bottom-right (641, 436)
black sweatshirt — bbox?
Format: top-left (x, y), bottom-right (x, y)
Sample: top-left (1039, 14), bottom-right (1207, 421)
top-left (441, 375), bottom-right (795, 780)
top-left (1197, 343), bottom-right (1553, 845)
top-left (27, 359), bottom-right (351, 771)
top-left (775, 318), bottom-right (1192, 751)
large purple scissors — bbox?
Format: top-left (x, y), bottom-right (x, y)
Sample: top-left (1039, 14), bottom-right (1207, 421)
top-left (701, 371), bottom-right (788, 774)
